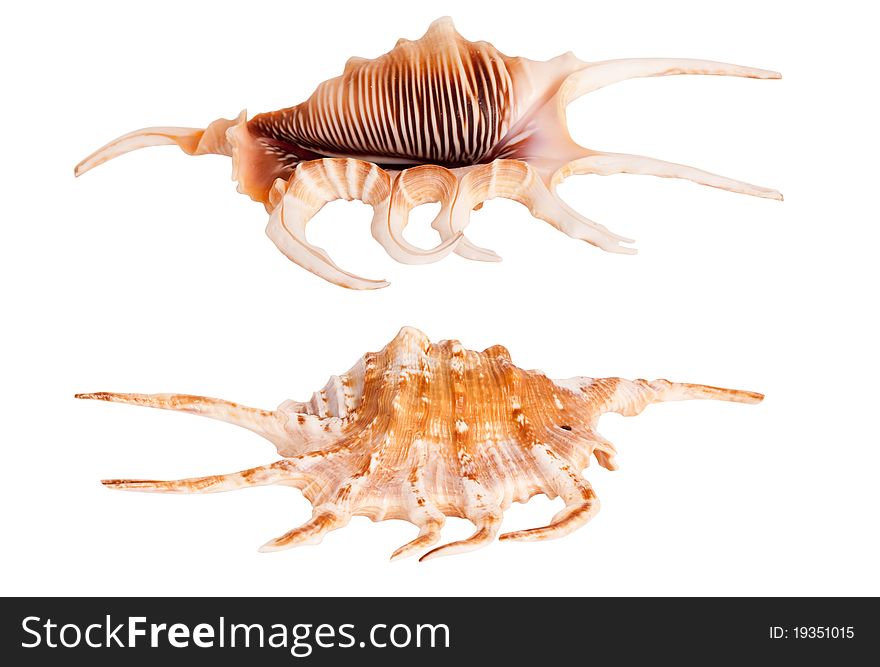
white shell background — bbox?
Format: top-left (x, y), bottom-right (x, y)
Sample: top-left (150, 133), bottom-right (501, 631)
top-left (1, 0), bottom-right (878, 596)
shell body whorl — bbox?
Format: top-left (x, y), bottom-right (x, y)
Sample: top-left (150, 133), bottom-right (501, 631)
top-left (249, 19), bottom-right (519, 169)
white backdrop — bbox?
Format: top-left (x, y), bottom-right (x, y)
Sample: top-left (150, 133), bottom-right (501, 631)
top-left (2, 0), bottom-right (877, 596)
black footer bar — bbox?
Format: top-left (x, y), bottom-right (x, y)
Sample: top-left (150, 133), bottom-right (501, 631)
top-left (1, 597), bottom-right (874, 664)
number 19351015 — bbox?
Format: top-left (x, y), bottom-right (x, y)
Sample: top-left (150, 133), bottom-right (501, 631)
top-left (769, 626), bottom-right (855, 640)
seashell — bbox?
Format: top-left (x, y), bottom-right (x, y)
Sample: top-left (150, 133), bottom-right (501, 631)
top-left (77, 327), bottom-right (763, 560)
top-left (75, 17), bottom-right (781, 289)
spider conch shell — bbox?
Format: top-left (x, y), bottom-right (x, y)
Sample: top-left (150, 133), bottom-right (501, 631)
top-left (75, 17), bottom-right (781, 289)
top-left (77, 327), bottom-right (763, 560)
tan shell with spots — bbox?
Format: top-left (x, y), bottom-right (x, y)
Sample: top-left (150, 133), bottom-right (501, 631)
top-left (75, 17), bottom-right (781, 289)
top-left (77, 327), bottom-right (762, 560)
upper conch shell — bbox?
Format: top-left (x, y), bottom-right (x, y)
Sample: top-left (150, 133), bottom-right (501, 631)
top-left (75, 17), bottom-right (781, 289)
top-left (77, 327), bottom-right (763, 560)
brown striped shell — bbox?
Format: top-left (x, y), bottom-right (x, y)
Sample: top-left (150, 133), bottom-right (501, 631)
top-left (77, 327), bottom-right (763, 560)
top-left (75, 17), bottom-right (782, 289)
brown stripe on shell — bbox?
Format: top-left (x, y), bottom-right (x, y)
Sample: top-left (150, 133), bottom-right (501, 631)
top-left (247, 19), bottom-right (515, 168)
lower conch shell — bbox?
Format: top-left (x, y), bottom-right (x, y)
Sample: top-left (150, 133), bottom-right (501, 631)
top-left (74, 17), bottom-right (781, 289)
top-left (77, 327), bottom-right (763, 561)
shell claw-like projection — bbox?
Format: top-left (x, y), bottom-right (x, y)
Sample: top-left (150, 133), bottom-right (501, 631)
top-left (497, 448), bottom-right (600, 542)
top-left (557, 151), bottom-right (783, 201)
top-left (73, 111), bottom-right (246, 177)
top-left (75, 17), bottom-right (780, 288)
top-left (78, 327), bottom-right (763, 560)
top-left (390, 518), bottom-right (445, 562)
top-left (258, 508), bottom-right (350, 553)
top-left (420, 513), bottom-right (502, 562)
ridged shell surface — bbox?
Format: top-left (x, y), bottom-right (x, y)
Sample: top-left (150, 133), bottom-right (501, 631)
top-left (248, 18), bottom-right (519, 169)
top-left (77, 327), bottom-right (763, 560)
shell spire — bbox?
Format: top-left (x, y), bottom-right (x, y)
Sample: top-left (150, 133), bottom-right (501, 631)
top-left (77, 327), bottom-right (763, 560)
top-left (75, 18), bottom-right (781, 289)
